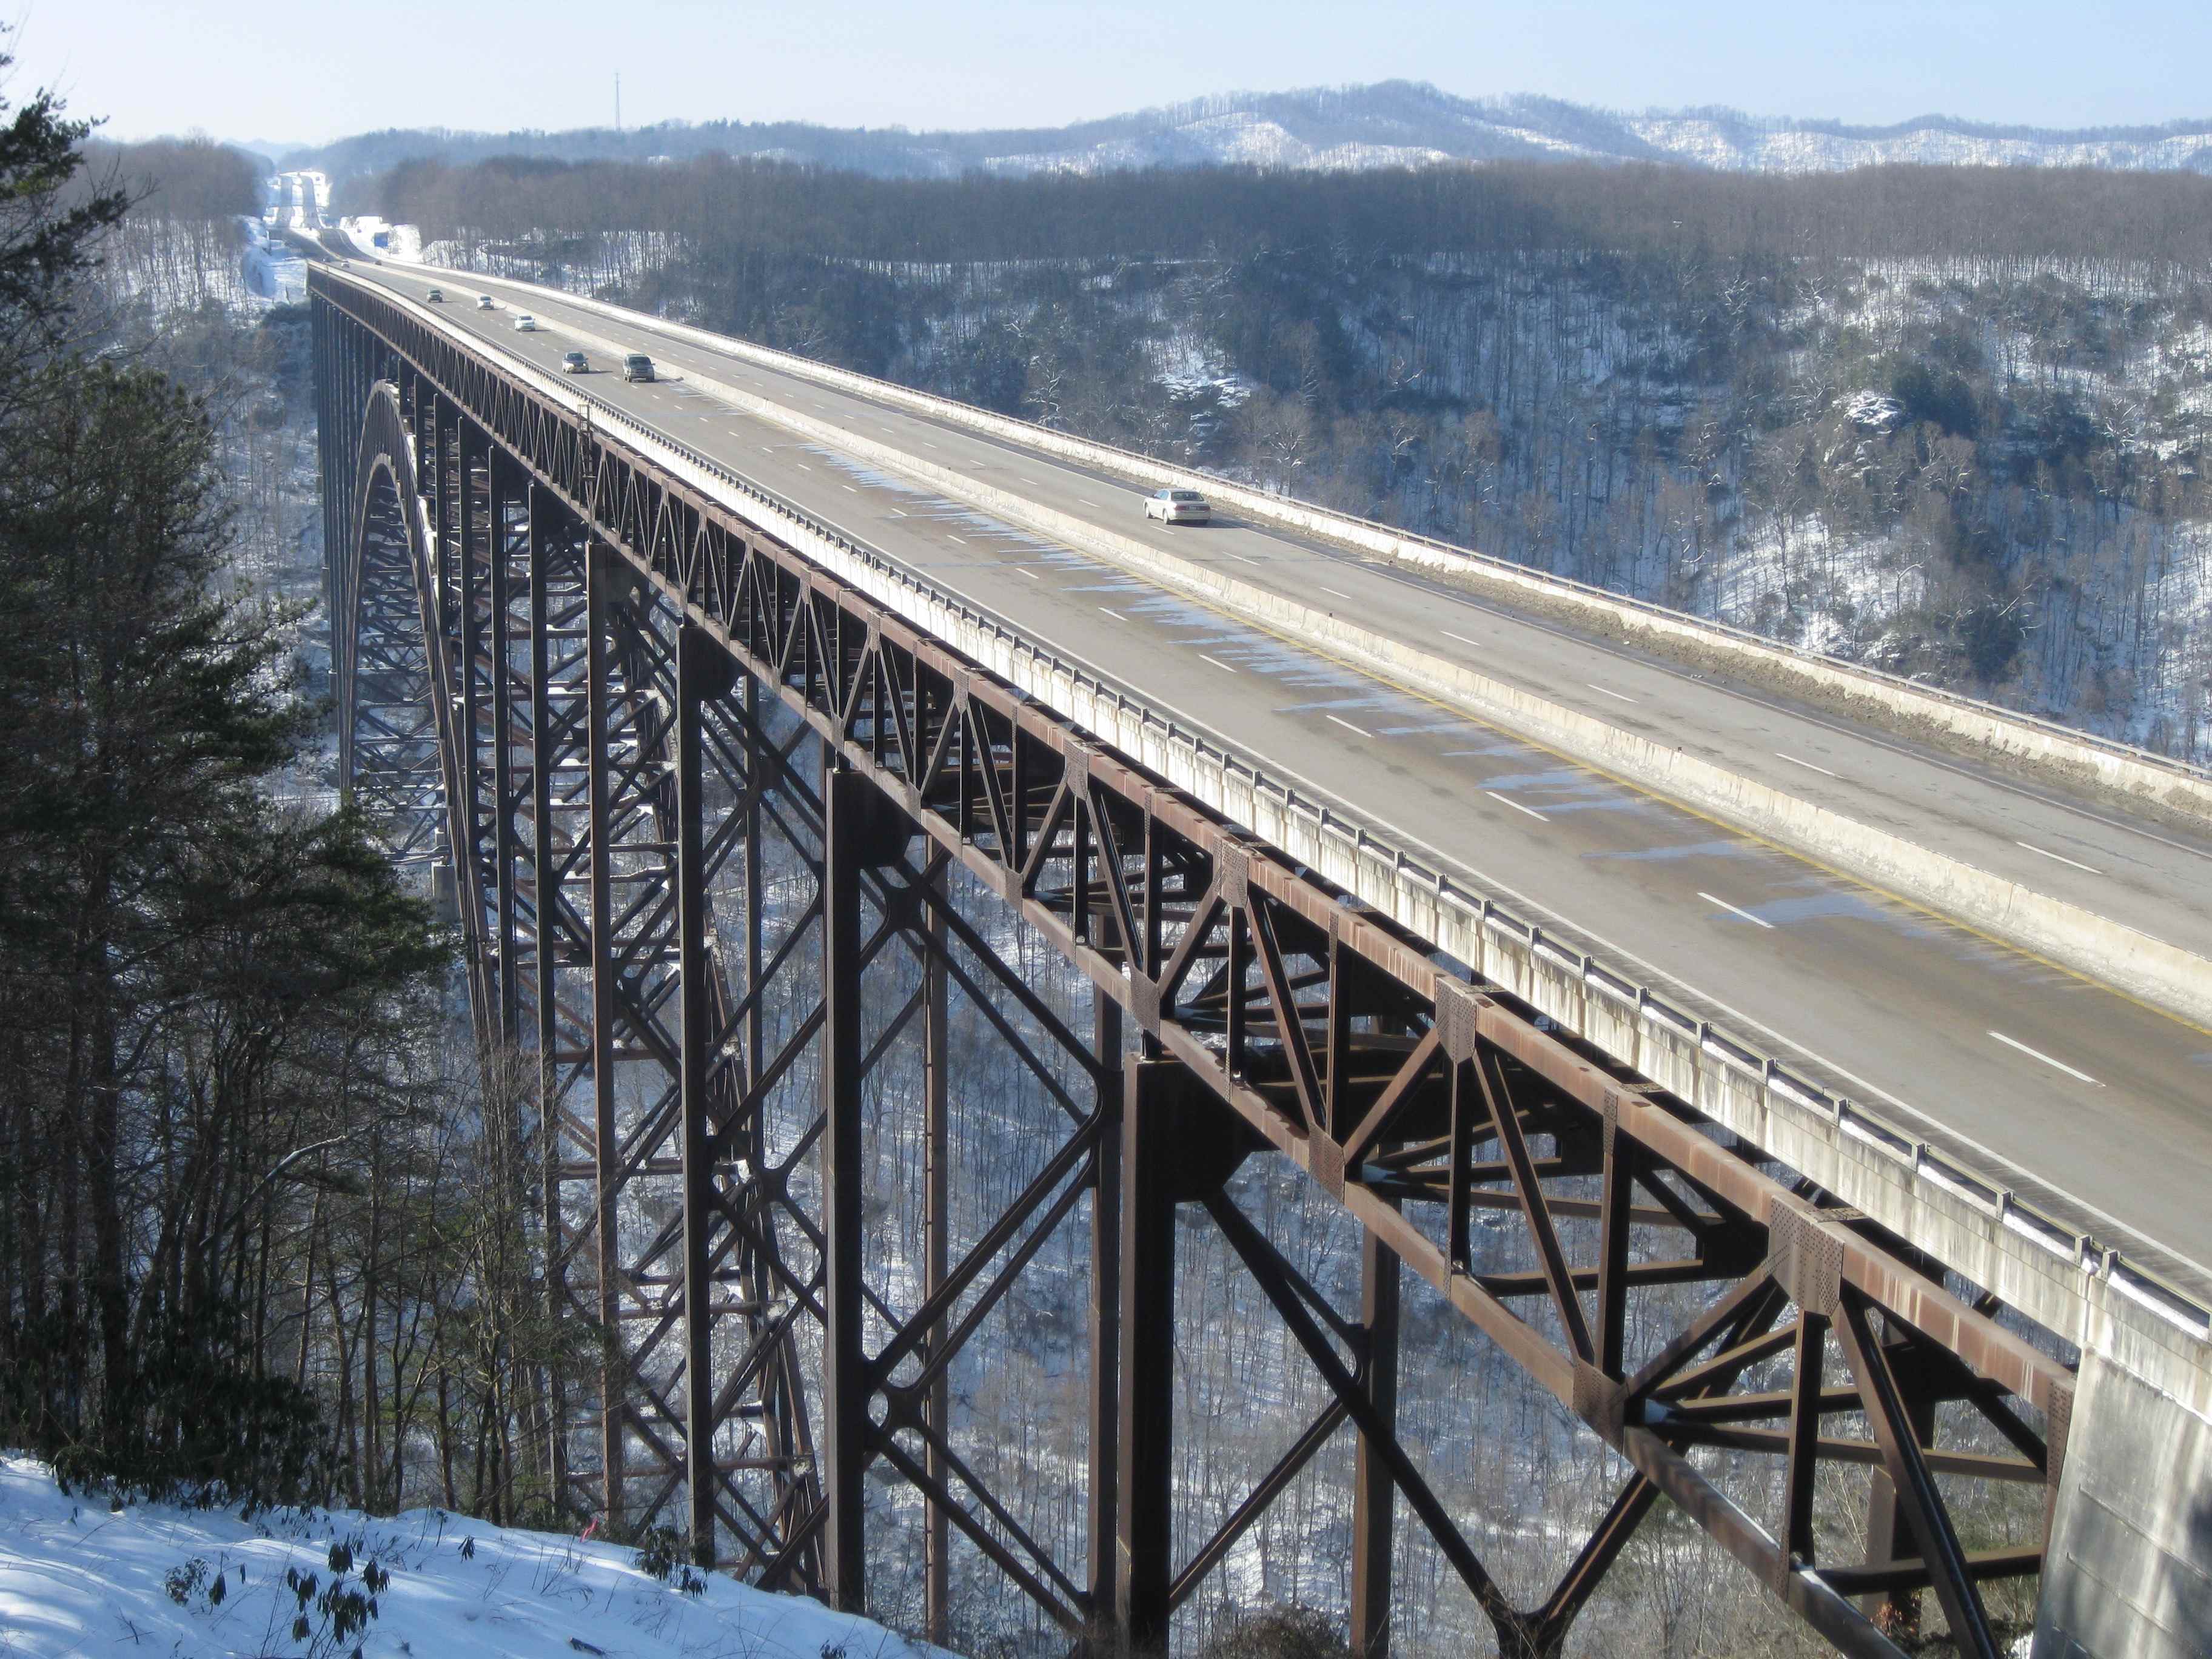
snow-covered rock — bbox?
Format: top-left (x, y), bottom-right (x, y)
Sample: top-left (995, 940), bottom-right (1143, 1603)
top-left (1842, 390), bottom-right (1906, 432)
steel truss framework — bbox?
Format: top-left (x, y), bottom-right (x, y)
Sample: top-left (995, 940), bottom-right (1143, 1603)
top-left (317, 270), bottom-right (2073, 1659)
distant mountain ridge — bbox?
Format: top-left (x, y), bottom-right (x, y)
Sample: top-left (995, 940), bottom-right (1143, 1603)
top-left (283, 81), bottom-right (2212, 183)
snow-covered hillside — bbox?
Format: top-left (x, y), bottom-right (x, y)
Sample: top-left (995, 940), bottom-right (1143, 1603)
top-left (0, 1457), bottom-right (936, 1659)
top-left (1626, 107), bottom-right (2212, 173)
top-left (968, 88), bottom-right (2212, 177)
top-left (287, 82), bottom-right (2212, 183)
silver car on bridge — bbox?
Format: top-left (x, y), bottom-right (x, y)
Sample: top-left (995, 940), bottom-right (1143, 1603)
top-left (1144, 488), bottom-right (1210, 525)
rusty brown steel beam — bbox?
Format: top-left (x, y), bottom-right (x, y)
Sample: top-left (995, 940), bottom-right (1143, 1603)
top-left (1816, 1546), bottom-right (2045, 1598)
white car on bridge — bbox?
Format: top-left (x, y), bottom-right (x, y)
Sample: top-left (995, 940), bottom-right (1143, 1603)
top-left (512, 313), bottom-right (538, 332)
top-left (1144, 488), bottom-right (1211, 525)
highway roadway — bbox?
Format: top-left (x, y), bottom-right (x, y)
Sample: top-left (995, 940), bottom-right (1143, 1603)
top-left (329, 253), bottom-right (2212, 1285)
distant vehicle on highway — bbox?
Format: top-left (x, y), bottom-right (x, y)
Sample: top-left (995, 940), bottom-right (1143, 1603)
top-left (561, 351), bottom-right (589, 374)
top-left (476, 294), bottom-right (495, 310)
top-left (1144, 487), bottom-right (1211, 525)
top-left (512, 313), bottom-right (538, 332)
top-left (624, 353), bottom-right (655, 383)
top-left (425, 287), bottom-right (444, 303)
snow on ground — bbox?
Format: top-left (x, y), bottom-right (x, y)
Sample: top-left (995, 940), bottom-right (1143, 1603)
top-left (339, 216), bottom-right (424, 263)
top-left (0, 1457), bottom-right (941, 1659)
top-left (238, 216), bottom-right (308, 303)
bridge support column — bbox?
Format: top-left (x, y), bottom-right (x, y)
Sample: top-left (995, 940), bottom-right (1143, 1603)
top-left (1115, 1059), bottom-right (1184, 1649)
top-left (923, 863), bottom-right (951, 1644)
top-left (1114, 1058), bottom-right (1252, 1649)
top-left (1088, 991), bottom-right (1124, 1635)
top-left (821, 763), bottom-right (910, 1611)
top-left (822, 763), bottom-right (870, 1612)
top-left (488, 452), bottom-right (523, 1046)
top-left (526, 480), bottom-right (571, 1520)
top-left (1351, 1219), bottom-right (1401, 1659)
top-left (452, 421), bottom-right (505, 1054)
top-left (584, 542), bottom-right (626, 1532)
top-left (678, 626), bottom-right (737, 1558)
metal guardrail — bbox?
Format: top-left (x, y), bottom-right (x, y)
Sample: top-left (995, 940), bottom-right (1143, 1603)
top-left (340, 264), bottom-right (2212, 1351)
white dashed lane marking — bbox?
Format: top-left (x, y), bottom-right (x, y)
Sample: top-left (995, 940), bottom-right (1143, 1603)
top-left (1586, 683), bottom-right (1638, 705)
top-left (2016, 840), bottom-right (2103, 876)
top-left (1698, 891), bottom-right (1774, 930)
top-left (1201, 654), bottom-right (1238, 674)
top-left (1989, 1030), bottom-right (2102, 1087)
top-left (1326, 714), bottom-right (1371, 737)
top-left (1775, 752), bottom-right (1839, 779)
top-left (1486, 791), bottom-right (1549, 822)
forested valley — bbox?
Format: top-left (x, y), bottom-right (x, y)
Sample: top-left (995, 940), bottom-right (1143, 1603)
top-left (377, 153), bottom-right (2212, 762)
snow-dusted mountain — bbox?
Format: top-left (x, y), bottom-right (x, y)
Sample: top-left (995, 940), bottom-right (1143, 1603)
top-left (1626, 104), bottom-right (2212, 173)
top-left (958, 87), bottom-right (2212, 175)
top-left (290, 82), bottom-right (2212, 182)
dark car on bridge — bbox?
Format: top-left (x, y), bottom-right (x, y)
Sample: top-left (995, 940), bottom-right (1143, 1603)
top-left (624, 353), bottom-right (655, 383)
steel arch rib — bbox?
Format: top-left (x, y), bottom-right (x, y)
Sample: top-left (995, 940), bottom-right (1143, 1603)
top-left (341, 380), bottom-right (497, 1039)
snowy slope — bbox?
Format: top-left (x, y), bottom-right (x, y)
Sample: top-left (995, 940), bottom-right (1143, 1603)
top-left (287, 82), bottom-right (2212, 182)
top-left (1626, 108), bottom-right (2212, 173)
top-left (0, 1458), bottom-right (937, 1659)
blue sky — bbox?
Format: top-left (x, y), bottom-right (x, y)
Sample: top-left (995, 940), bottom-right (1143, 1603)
top-left (22, 0), bottom-right (2212, 149)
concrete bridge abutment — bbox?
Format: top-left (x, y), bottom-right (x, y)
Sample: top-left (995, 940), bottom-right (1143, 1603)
top-left (2037, 1346), bottom-right (2212, 1656)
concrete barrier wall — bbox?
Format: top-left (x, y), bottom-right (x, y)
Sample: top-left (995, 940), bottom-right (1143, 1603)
top-left (348, 266), bottom-right (2212, 1430)
top-left (395, 242), bottom-right (2212, 832)
top-left (2037, 1346), bottom-right (2212, 1659)
top-left (529, 306), bottom-right (2212, 1031)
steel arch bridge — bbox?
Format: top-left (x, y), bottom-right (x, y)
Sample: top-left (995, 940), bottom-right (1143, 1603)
top-left (315, 266), bottom-right (2069, 1659)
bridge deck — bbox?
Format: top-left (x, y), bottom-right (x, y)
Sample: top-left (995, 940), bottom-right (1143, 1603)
top-left (327, 254), bottom-right (2212, 1298)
